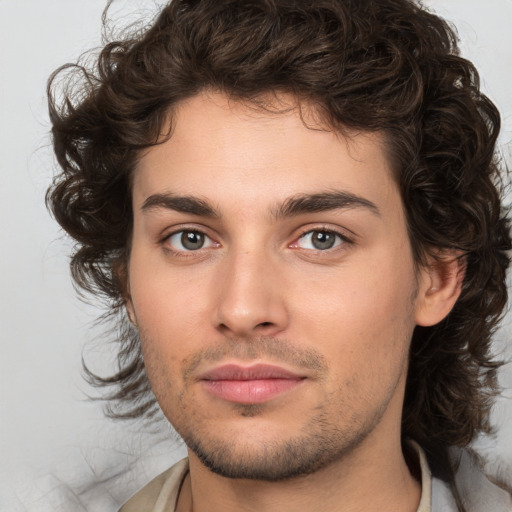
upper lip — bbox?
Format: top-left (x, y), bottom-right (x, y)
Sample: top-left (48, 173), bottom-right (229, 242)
top-left (198, 363), bottom-right (304, 381)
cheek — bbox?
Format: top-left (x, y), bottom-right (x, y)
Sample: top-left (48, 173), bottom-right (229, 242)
top-left (129, 249), bottom-right (208, 337)
top-left (132, 280), bottom-right (200, 410)
top-left (127, 258), bottom-right (209, 402)
top-left (293, 249), bottom-right (417, 384)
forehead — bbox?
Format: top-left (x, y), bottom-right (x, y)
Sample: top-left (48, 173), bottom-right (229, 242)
top-left (132, 91), bottom-right (399, 213)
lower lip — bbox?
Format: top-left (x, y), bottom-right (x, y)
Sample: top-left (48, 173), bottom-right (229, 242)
top-left (201, 378), bottom-right (303, 404)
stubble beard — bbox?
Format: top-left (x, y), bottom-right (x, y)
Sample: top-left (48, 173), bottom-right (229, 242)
top-left (179, 402), bottom-right (384, 481)
top-left (145, 336), bottom-right (394, 482)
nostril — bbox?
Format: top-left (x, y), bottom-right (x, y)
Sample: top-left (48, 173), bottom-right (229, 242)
top-left (256, 322), bottom-right (273, 329)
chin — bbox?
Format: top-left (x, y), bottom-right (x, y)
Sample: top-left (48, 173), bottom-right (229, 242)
top-left (181, 413), bottom-right (375, 481)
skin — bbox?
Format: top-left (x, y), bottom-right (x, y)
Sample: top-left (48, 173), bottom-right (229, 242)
top-left (126, 91), bottom-right (462, 512)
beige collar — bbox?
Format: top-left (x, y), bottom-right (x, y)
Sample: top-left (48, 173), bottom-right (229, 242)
top-left (120, 444), bottom-right (433, 512)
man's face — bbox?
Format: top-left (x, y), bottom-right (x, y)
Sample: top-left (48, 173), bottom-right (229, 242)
top-left (127, 91), bottom-right (432, 480)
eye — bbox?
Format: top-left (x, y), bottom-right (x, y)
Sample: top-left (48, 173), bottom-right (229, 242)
top-left (165, 230), bottom-right (217, 252)
top-left (293, 230), bottom-right (345, 250)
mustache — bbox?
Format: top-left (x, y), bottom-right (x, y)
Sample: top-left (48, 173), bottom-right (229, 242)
top-left (182, 336), bottom-right (328, 380)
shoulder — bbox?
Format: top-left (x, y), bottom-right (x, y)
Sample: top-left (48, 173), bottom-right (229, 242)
top-left (451, 447), bottom-right (512, 512)
top-left (412, 441), bottom-right (511, 511)
top-left (430, 475), bottom-right (458, 512)
top-left (432, 466), bottom-right (512, 512)
top-left (119, 458), bottom-right (189, 512)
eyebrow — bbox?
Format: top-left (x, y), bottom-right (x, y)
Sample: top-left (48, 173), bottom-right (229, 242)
top-left (140, 190), bottom-right (379, 219)
top-left (272, 191), bottom-right (380, 219)
top-left (141, 193), bottom-right (220, 218)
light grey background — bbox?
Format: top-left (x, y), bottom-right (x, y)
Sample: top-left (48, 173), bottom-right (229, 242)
top-left (1, 1), bottom-right (511, 510)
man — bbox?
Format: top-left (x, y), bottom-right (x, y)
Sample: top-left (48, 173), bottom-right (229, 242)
top-left (47, 0), bottom-right (511, 510)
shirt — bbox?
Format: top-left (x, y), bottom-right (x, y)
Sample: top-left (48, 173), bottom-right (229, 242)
top-left (119, 443), bottom-right (457, 512)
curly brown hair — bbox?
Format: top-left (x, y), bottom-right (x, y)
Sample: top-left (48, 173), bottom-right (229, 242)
top-left (47, 0), bottom-right (510, 506)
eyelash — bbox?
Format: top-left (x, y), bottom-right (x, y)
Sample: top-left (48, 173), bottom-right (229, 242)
top-left (291, 227), bottom-right (353, 252)
top-left (160, 226), bottom-right (354, 257)
top-left (161, 228), bottom-right (219, 257)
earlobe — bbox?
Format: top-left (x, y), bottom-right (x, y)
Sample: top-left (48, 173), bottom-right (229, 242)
top-left (415, 251), bottom-right (465, 327)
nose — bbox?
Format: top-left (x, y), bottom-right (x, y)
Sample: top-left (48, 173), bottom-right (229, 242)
top-left (213, 247), bottom-right (289, 338)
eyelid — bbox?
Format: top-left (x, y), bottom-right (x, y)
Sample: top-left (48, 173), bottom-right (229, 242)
top-left (289, 226), bottom-right (354, 250)
top-left (158, 224), bottom-right (354, 255)
top-left (161, 225), bottom-right (220, 254)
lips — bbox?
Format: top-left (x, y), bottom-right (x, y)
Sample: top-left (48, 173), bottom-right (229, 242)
top-left (198, 363), bottom-right (305, 404)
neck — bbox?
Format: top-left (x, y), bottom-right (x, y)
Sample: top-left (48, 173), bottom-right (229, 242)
top-left (177, 430), bottom-right (421, 512)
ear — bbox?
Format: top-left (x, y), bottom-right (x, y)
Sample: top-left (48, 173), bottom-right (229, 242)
top-left (415, 251), bottom-right (465, 327)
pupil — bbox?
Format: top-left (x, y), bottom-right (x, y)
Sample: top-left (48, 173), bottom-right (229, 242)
top-left (312, 231), bottom-right (335, 250)
top-left (181, 231), bottom-right (204, 250)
